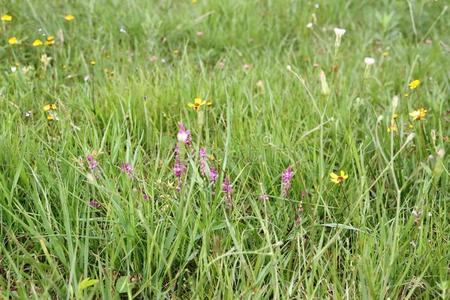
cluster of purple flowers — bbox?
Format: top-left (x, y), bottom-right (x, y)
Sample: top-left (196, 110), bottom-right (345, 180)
top-left (86, 154), bottom-right (98, 170)
top-left (86, 123), bottom-right (298, 211)
top-left (281, 166), bottom-right (294, 197)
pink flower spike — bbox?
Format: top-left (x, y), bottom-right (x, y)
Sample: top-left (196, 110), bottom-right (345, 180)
top-left (281, 166), bottom-right (294, 197)
top-left (199, 147), bottom-right (207, 176)
top-left (209, 166), bottom-right (218, 183)
top-left (86, 154), bottom-right (98, 170)
top-left (120, 163), bottom-right (133, 175)
top-left (222, 176), bottom-right (233, 209)
top-left (88, 199), bottom-right (101, 209)
top-left (173, 144), bottom-right (186, 191)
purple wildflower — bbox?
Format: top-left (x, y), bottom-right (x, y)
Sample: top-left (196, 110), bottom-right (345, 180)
top-left (177, 122), bottom-right (191, 146)
top-left (88, 199), bottom-right (101, 209)
top-left (120, 163), bottom-right (133, 176)
top-left (281, 166), bottom-right (294, 197)
top-left (86, 154), bottom-right (98, 170)
top-left (173, 144), bottom-right (186, 191)
top-left (222, 176), bottom-right (233, 209)
top-left (209, 166), bottom-right (218, 183)
top-left (199, 147), bottom-right (207, 176)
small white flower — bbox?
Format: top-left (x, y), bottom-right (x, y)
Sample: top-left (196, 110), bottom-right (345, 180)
top-left (119, 26), bottom-right (127, 33)
top-left (177, 132), bottom-right (189, 143)
top-left (364, 57), bottom-right (375, 65)
top-left (11, 66), bottom-right (17, 73)
top-left (306, 22), bottom-right (314, 29)
top-left (333, 27), bottom-right (346, 38)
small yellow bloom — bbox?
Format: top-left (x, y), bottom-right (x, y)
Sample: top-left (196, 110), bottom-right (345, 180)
top-left (330, 170), bottom-right (348, 184)
top-left (1, 14), bottom-right (12, 22)
top-left (409, 108), bottom-right (427, 121)
top-left (188, 97), bottom-right (207, 111)
top-left (47, 114), bottom-right (55, 121)
top-left (387, 123), bottom-right (398, 133)
top-left (45, 35), bottom-right (55, 46)
top-left (8, 37), bottom-right (18, 45)
top-left (90, 60), bottom-right (96, 65)
top-left (43, 103), bottom-right (57, 112)
top-left (32, 39), bottom-right (43, 47)
top-left (64, 15), bottom-right (75, 21)
top-left (408, 79), bottom-right (421, 90)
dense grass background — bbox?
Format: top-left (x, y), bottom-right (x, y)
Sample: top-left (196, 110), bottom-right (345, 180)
top-left (0, 0), bottom-right (449, 298)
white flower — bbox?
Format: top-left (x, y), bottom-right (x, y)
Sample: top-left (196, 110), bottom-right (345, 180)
top-left (333, 27), bottom-right (346, 38)
top-left (306, 22), bottom-right (314, 29)
top-left (177, 132), bottom-right (188, 143)
top-left (364, 57), bottom-right (375, 65)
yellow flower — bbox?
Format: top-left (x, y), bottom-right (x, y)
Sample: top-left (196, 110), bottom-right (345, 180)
top-left (45, 35), bottom-right (55, 46)
top-left (387, 123), bottom-right (398, 133)
top-left (64, 15), bottom-right (75, 21)
top-left (408, 79), bottom-right (421, 90)
top-left (330, 170), bottom-right (348, 184)
top-left (409, 108), bottom-right (427, 121)
top-left (32, 39), bottom-right (43, 47)
top-left (8, 37), bottom-right (18, 45)
top-left (188, 97), bottom-right (207, 111)
top-left (207, 101), bottom-right (212, 106)
top-left (1, 14), bottom-right (12, 22)
top-left (90, 60), bottom-right (96, 65)
top-left (43, 103), bottom-right (57, 112)
top-left (47, 114), bottom-right (55, 121)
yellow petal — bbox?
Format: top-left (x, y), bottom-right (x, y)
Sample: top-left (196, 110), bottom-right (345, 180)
top-left (32, 39), bottom-right (43, 47)
top-left (1, 15), bottom-right (12, 22)
top-left (8, 37), bottom-right (18, 45)
top-left (64, 15), bottom-right (75, 21)
top-left (329, 172), bottom-right (338, 179)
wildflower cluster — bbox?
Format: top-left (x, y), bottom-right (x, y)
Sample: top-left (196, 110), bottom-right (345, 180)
top-left (43, 103), bottom-right (57, 121)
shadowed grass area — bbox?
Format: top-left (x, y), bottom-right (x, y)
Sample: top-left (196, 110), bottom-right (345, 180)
top-left (0, 0), bottom-right (449, 298)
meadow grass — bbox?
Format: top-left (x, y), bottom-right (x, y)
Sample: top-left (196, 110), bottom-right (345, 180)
top-left (0, 0), bottom-right (449, 298)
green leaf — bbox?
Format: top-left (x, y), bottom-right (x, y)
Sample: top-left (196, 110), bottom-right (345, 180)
top-left (116, 276), bottom-right (130, 294)
top-left (78, 278), bottom-right (99, 293)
